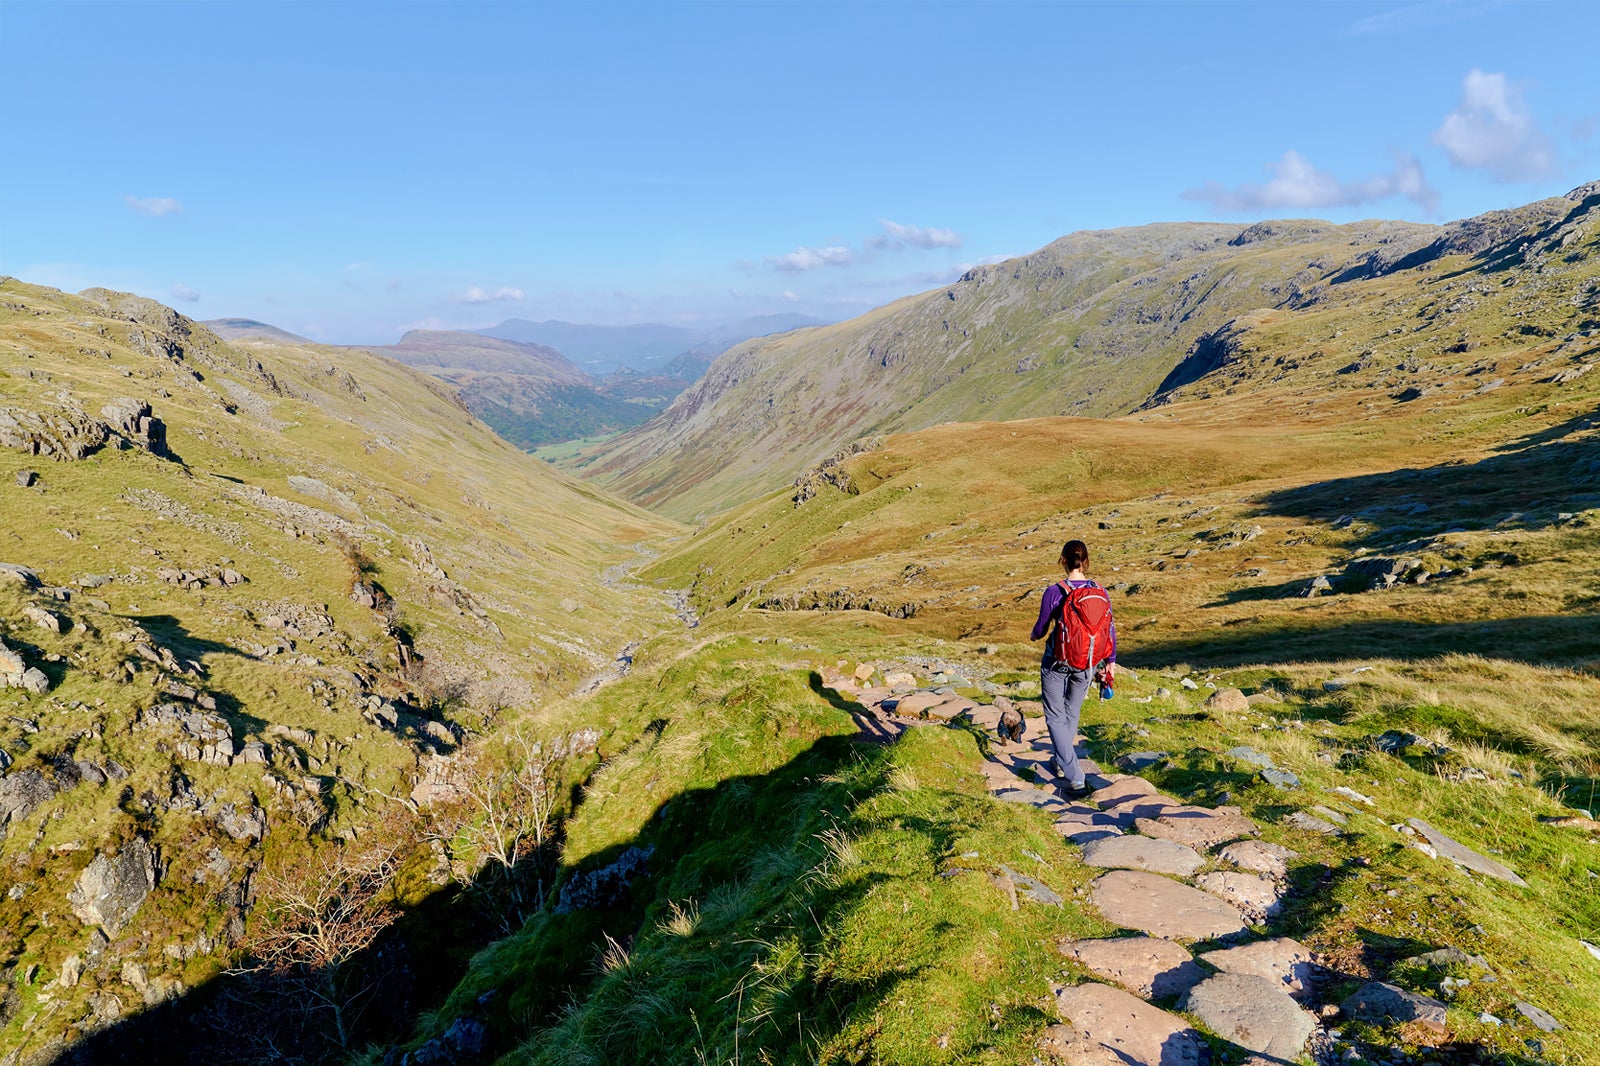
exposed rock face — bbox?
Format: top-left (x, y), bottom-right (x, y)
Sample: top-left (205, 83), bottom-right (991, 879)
top-left (0, 768), bottom-right (62, 825)
top-left (68, 838), bottom-right (157, 936)
top-left (100, 398), bottom-right (168, 456)
top-left (555, 844), bottom-right (654, 912)
top-left (0, 401), bottom-right (109, 459)
top-left (138, 702), bottom-right (238, 765)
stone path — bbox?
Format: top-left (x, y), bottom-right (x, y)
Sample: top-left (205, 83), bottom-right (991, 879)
top-left (821, 666), bottom-right (1328, 1065)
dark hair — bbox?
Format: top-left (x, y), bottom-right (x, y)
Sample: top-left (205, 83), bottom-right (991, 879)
top-left (1061, 540), bottom-right (1089, 570)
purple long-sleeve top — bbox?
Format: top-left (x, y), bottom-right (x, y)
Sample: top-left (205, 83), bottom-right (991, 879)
top-left (1031, 579), bottom-right (1117, 662)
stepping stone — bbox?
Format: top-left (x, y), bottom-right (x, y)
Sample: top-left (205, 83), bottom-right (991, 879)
top-left (1341, 981), bottom-right (1447, 1032)
top-left (1282, 810), bottom-right (1343, 836)
top-left (1135, 806), bottom-right (1257, 850)
top-left (1199, 937), bottom-right (1316, 1001)
top-left (1407, 818), bottom-right (1527, 886)
top-left (1090, 870), bottom-right (1249, 941)
top-left (925, 696), bottom-right (979, 721)
top-left (1081, 836), bottom-right (1206, 878)
top-left (1059, 936), bottom-right (1207, 999)
top-left (994, 787), bottom-right (1065, 812)
top-left (1195, 871), bottom-right (1282, 922)
top-left (1182, 973), bottom-right (1316, 1058)
top-left (1053, 982), bottom-right (1205, 1066)
top-left (1036, 1024), bottom-right (1125, 1066)
top-left (1216, 840), bottom-right (1297, 880)
top-left (1089, 777), bottom-right (1158, 808)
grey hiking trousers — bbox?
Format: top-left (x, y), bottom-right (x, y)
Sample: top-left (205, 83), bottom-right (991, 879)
top-left (1040, 656), bottom-right (1092, 787)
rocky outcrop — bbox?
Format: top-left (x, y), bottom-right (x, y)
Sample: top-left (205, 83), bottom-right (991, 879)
top-left (0, 401), bottom-right (108, 459)
top-left (138, 702), bottom-right (238, 766)
top-left (67, 838), bottom-right (157, 936)
top-left (100, 398), bottom-right (168, 456)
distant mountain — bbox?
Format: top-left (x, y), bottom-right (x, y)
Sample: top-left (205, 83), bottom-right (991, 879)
top-left (203, 317), bottom-right (313, 344)
top-left (362, 329), bottom-right (688, 449)
top-left (564, 186), bottom-right (1600, 519)
top-left (476, 314), bottom-right (829, 374)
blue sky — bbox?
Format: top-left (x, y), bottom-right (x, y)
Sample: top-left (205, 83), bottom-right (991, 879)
top-left (3, 1), bottom-right (1596, 344)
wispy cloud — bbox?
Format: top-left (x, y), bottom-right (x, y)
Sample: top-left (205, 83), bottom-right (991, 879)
top-left (1183, 150), bottom-right (1438, 214)
top-left (766, 245), bottom-right (857, 272)
top-left (126, 195), bottom-right (181, 217)
top-left (457, 285), bottom-right (525, 304)
top-left (170, 283), bottom-right (200, 302)
top-left (385, 278), bottom-right (402, 293)
top-left (873, 219), bottom-right (963, 250)
top-left (1432, 69), bottom-right (1557, 181)
top-left (1344, 1), bottom-right (1502, 37)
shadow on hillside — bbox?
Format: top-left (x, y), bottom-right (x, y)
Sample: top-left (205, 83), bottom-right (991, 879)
top-left (1128, 611), bottom-right (1600, 671)
top-left (1247, 406), bottom-right (1600, 553)
top-left (52, 693), bottom-right (1297, 1066)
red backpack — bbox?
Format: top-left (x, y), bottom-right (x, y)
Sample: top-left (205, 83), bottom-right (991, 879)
top-left (1049, 581), bottom-right (1113, 670)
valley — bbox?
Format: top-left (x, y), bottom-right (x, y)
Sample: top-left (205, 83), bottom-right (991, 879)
top-left (3, 183), bottom-right (1599, 1066)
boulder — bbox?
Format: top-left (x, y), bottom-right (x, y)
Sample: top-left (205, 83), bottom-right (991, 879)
top-left (1341, 981), bottom-right (1447, 1032)
top-left (0, 768), bottom-right (61, 824)
top-left (1205, 688), bottom-right (1249, 713)
top-left (1059, 937), bottom-right (1207, 999)
top-left (0, 563), bottom-right (41, 588)
top-left (68, 838), bottom-right (157, 936)
top-left (1182, 973), bottom-right (1317, 1058)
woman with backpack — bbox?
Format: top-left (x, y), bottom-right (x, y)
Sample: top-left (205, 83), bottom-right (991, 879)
top-left (1030, 539), bottom-right (1117, 799)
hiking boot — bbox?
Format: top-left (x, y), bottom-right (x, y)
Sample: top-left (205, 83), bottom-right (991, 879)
top-left (1060, 780), bottom-right (1093, 800)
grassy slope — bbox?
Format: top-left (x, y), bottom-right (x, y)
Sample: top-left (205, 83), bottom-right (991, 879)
top-left (0, 279), bottom-right (681, 1060)
top-left (393, 195), bottom-right (1600, 1065)
top-left (564, 197), bottom-right (1585, 520)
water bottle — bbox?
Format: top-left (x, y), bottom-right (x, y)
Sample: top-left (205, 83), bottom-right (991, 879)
top-left (1100, 682), bottom-right (1114, 701)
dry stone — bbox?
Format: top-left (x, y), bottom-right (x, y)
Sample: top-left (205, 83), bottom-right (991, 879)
top-left (1053, 982), bottom-right (1206, 1066)
top-left (1059, 937), bottom-right (1207, 999)
top-left (1407, 818), bottom-right (1527, 886)
top-left (1283, 810), bottom-right (1342, 836)
top-left (1195, 871), bottom-right (1282, 922)
top-left (1199, 937), bottom-right (1316, 1001)
top-left (1216, 839), bottom-right (1297, 880)
top-left (1183, 973), bottom-right (1317, 1058)
top-left (1090, 870), bottom-right (1249, 940)
top-left (1081, 836), bottom-right (1205, 878)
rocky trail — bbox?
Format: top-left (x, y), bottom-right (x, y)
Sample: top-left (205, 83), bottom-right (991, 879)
top-left (814, 665), bottom-right (1547, 1066)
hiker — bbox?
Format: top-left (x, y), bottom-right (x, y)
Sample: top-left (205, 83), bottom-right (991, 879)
top-left (1030, 539), bottom-right (1117, 798)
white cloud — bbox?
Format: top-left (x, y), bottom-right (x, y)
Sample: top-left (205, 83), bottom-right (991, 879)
top-left (169, 283), bottom-right (200, 302)
top-left (1344, 1), bottom-right (1500, 37)
top-left (1432, 69), bottom-right (1557, 181)
top-left (1183, 150), bottom-right (1439, 214)
top-left (458, 285), bottom-right (525, 304)
top-left (783, 290), bottom-right (798, 301)
top-left (875, 218), bottom-right (963, 250)
top-left (766, 245), bottom-right (856, 272)
top-left (126, 195), bottom-right (181, 217)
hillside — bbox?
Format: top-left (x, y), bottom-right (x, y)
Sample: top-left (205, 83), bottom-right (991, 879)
top-left (0, 279), bottom-right (680, 1062)
top-left (366, 330), bottom-right (675, 450)
top-left (564, 189), bottom-right (1594, 520)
